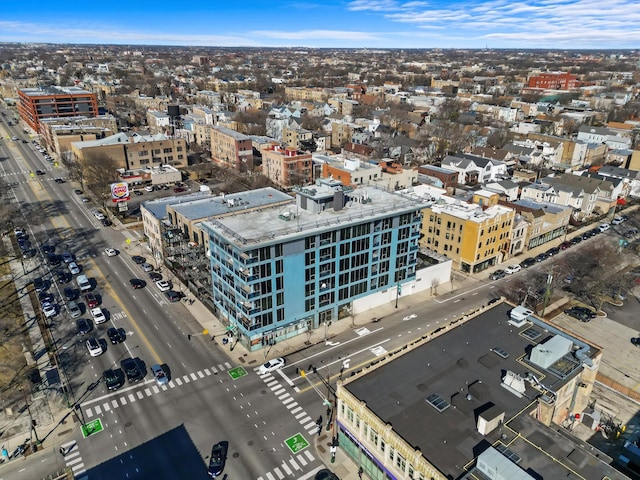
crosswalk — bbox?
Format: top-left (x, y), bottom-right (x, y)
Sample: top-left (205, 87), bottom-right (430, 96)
top-left (257, 449), bottom-right (315, 480)
top-left (60, 440), bottom-right (88, 479)
top-left (258, 370), bottom-right (318, 437)
top-left (83, 361), bottom-right (232, 418)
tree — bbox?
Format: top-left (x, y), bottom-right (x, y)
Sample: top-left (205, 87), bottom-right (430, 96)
top-left (81, 153), bottom-right (122, 208)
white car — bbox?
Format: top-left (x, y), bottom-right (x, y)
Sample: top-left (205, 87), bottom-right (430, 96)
top-left (258, 357), bottom-right (285, 375)
top-left (142, 263), bottom-right (154, 272)
top-left (42, 302), bottom-right (57, 318)
top-left (156, 280), bottom-right (171, 292)
top-left (598, 223), bottom-right (610, 232)
top-left (92, 210), bottom-right (105, 220)
top-left (611, 216), bottom-right (624, 225)
top-left (504, 264), bottom-right (522, 275)
top-left (68, 262), bottom-right (80, 275)
top-left (86, 337), bottom-right (103, 357)
top-left (105, 248), bottom-right (118, 257)
top-left (90, 307), bottom-right (106, 324)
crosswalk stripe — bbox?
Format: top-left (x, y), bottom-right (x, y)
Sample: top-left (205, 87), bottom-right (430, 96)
top-left (152, 386), bottom-right (159, 394)
top-left (74, 470), bottom-right (87, 477)
top-left (61, 441), bottom-right (76, 449)
top-left (112, 399), bottom-right (119, 408)
top-left (289, 457), bottom-right (301, 470)
top-left (272, 387), bottom-right (285, 395)
top-left (266, 379), bottom-right (278, 387)
top-left (286, 402), bottom-right (299, 410)
top-left (103, 403), bottom-right (110, 411)
top-left (274, 467), bottom-right (284, 479)
top-left (297, 454), bottom-right (308, 466)
top-left (266, 472), bottom-right (276, 480)
top-left (282, 396), bottom-right (294, 404)
top-left (197, 370), bottom-right (205, 378)
top-left (304, 450), bottom-right (314, 462)
top-left (278, 393), bottom-right (290, 401)
top-left (175, 378), bottom-right (183, 386)
top-left (210, 366), bottom-right (218, 374)
top-left (162, 384), bottom-right (168, 390)
top-left (204, 368), bottom-right (212, 375)
top-left (290, 406), bottom-right (302, 414)
top-left (128, 393), bottom-right (136, 402)
top-left (120, 397), bottom-right (127, 405)
top-left (183, 375), bottom-right (191, 383)
top-left (66, 456), bottom-right (83, 466)
top-left (280, 461), bottom-right (292, 475)
top-left (303, 421), bottom-right (316, 431)
top-left (145, 388), bottom-right (152, 396)
top-left (190, 373), bottom-right (198, 381)
top-left (71, 462), bottom-right (85, 471)
top-left (223, 361), bottom-right (232, 369)
top-left (295, 412), bottom-right (307, 420)
top-left (85, 408), bottom-right (93, 418)
top-left (136, 391), bottom-right (144, 399)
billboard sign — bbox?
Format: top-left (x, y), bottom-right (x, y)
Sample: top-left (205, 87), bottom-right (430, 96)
top-left (110, 182), bottom-right (130, 203)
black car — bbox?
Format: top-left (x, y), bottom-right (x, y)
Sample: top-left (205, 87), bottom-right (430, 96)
top-left (107, 327), bottom-right (126, 344)
top-left (315, 469), bottom-right (340, 480)
top-left (64, 287), bottom-right (77, 301)
top-left (57, 270), bottom-right (71, 284)
top-left (519, 257), bottom-right (536, 269)
top-left (545, 247), bottom-right (560, 257)
top-left (104, 368), bottom-right (125, 391)
top-left (121, 358), bottom-right (144, 383)
top-left (148, 271), bottom-right (162, 281)
top-left (101, 218), bottom-right (112, 227)
top-left (47, 252), bottom-right (62, 266)
top-left (165, 290), bottom-right (181, 303)
top-left (534, 252), bottom-right (547, 263)
top-left (570, 236), bottom-right (582, 245)
top-left (489, 269), bottom-right (506, 280)
top-left (74, 189), bottom-right (83, 195)
top-left (207, 441), bottom-right (228, 478)
top-left (564, 306), bottom-right (596, 322)
top-left (631, 337), bottom-right (640, 347)
top-left (54, 178), bottom-right (65, 183)
top-left (42, 244), bottom-right (55, 254)
top-left (33, 277), bottom-right (46, 293)
top-left (39, 291), bottom-right (54, 304)
top-left (35, 170), bottom-right (45, 175)
top-left (132, 255), bottom-right (146, 264)
top-left (76, 318), bottom-right (92, 335)
top-left (129, 278), bottom-right (146, 289)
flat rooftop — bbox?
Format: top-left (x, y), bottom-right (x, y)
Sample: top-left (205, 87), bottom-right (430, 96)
top-left (344, 303), bottom-right (617, 480)
top-left (201, 185), bottom-right (431, 248)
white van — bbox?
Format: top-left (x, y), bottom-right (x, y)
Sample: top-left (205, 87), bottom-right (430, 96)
top-left (77, 274), bottom-right (91, 292)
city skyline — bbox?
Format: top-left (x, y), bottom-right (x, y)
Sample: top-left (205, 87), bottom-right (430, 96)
top-left (1, 0), bottom-right (639, 50)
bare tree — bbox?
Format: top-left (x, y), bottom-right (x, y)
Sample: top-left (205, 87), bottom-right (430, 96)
top-left (81, 153), bottom-right (122, 207)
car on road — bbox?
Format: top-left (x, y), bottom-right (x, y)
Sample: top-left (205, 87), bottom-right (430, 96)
top-left (598, 223), bottom-right (610, 233)
top-left (545, 246), bottom-right (560, 257)
top-left (624, 228), bottom-right (639, 239)
top-left (101, 218), bottom-right (112, 227)
top-left (489, 270), bottom-right (506, 280)
top-left (32, 277), bottom-right (46, 293)
top-left (42, 302), bottom-right (57, 318)
top-left (207, 441), bottom-right (228, 478)
top-left (121, 358), bottom-right (144, 384)
top-left (258, 357), bottom-right (285, 375)
top-left (54, 178), bottom-right (65, 183)
top-left (35, 170), bottom-right (45, 175)
top-left (149, 272), bottom-right (162, 281)
top-left (314, 469), bottom-right (339, 480)
top-left (504, 264), bottom-right (521, 275)
top-left (107, 327), bottom-right (126, 344)
top-left (85, 292), bottom-right (99, 308)
top-left (86, 337), bottom-right (103, 357)
top-left (81, 197), bottom-right (90, 203)
top-left (155, 280), bottom-right (171, 292)
top-left (132, 255), bottom-right (146, 264)
top-left (104, 368), bottom-right (125, 391)
top-left (76, 318), bottom-right (91, 335)
top-left (74, 189), bottom-right (83, 195)
top-left (519, 257), bottom-right (536, 269)
top-left (92, 210), bottom-right (105, 221)
top-left (64, 287), bottom-right (77, 301)
top-left (68, 262), bottom-right (80, 275)
top-left (631, 337), bottom-right (640, 347)
top-left (612, 215), bottom-right (625, 225)
top-left (130, 278), bottom-right (146, 289)
top-left (144, 185), bottom-right (154, 192)
top-left (67, 300), bottom-right (81, 318)
top-left (61, 252), bottom-right (74, 263)
top-left (133, 190), bottom-right (144, 196)
top-left (90, 307), bottom-right (106, 324)
top-left (141, 263), bottom-right (154, 272)
top-left (165, 290), bottom-right (181, 303)
top-left (105, 247), bottom-right (118, 257)
top-left (174, 187), bottom-right (186, 193)
top-left (151, 364), bottom-right (169, 386)
top-left (564, 306), bottom-right (596, 322)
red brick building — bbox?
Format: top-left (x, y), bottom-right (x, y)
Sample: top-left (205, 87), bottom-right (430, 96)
top-left (527, 72), bottom-right (578, 90)
top-left (18, 86), bottom-right (98, 132)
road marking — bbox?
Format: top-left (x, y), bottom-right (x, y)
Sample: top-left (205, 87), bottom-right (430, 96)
top-left (355, 327), bottom-right (370, 336)
top-left (371, 345), bottom-right (387, 356)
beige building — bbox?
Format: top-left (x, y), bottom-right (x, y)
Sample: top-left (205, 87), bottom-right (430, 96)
top-left (210, 125), bottom-right (254, 172)
top-left (71, 132), bottom-right (187, 171)
top-left (420, 190), bottom-right (515, 273)
top-left (284, 86), bottom-right (331, 103)
top-left (262, 145), bottom-right (312, 188)
top-left (282, 127), bottom-right (313, 150)
top-left (40, 115), bottom-right (118, 157)
top-left (503, 199), bottom-right (572, 250)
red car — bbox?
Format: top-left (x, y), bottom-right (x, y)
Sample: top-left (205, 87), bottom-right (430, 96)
top-left (173, 187), bottom-right (186, 193)
top-left (85, 292), bottom-right (99, 308)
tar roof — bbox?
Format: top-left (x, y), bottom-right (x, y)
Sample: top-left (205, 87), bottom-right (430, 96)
top-left (345, 302), bottom-right (603, 479)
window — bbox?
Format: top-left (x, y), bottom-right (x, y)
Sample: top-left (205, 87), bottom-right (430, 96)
top-left (388, 446), bottom-right (395, 462)
top-left (396, 454), bottom-right (406, 472)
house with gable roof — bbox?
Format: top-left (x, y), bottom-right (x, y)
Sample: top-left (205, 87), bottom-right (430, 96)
top-left (441, 154), bottom-right (508, 186)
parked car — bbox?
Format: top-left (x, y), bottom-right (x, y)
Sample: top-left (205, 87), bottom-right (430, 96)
top-left (155, 280), bottom-right (171, 292)
top-left (61, 252), bottom-right (74, 263)
top-left (76, 318), bottom-right (92, 335)
top-left (67, 300), bottom-right (81, 318)
top-left (105, 247), bottom-right (118, 257)
top-left (165, 290), bottom-right (181, 303)
top-left (631, 337), bottom-right (640, 348)
top-left (489, 270), bottom-right (506, 280)
top-left (207, 441), bottom-right (228, 478)
top-left (86, 337), bottom-right (103, 357)
top-left (42, 302), bottom-right (57, 318)
top-left (141, 263), bottom-right (154, 272)
top-left (149, 272), bottom-right (163, 281)
top-left (130, 278), bottom-right (146, 289)
top-left (174, 187), bottom-right (186, 193)
top-left (612, 215), bottom-right (625, 225)
top-left (504, 264), bottom-right (521, 275)
top-left (56, 270), bottom-right (71, 284)
top-left (85, 292), bottom-right (99, 308)
top-left (132, 255), bottom-right (146, 264)
top-left (68, 262), bottom-right (80, 275)
top-left (258, 357), bottom-right (285, 374)
top-left (564, 306), bottom-right (596, 322)
top-left (33, 277), bottom-right (46, 293)
top-left (90, 307), bottom-right (106, 324)
top-left (519, 257), bottom-right (536, 269)
top-left (64, 287), bottom-right (77, 301)
top-left (598, 223), bottom-right (610, 233)
top-left (559, 240), bottom-right (572, 250)
top-left (314, 469), bottom-right (340, 480)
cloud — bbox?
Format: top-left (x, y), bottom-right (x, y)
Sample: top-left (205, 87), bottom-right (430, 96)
top-left (251, 29), bottom-right (380, 41)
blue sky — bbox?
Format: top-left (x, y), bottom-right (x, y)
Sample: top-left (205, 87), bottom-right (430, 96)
top-left (1, 0), bottom-right (638, 49)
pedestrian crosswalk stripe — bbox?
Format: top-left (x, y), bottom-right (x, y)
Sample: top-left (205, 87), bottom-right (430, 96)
top-left (204, 368), bottom-right (212, 375)
top-left (286, 401), bottom-right (299, 410)
top-left (290, 406), bottom-right (302, 414)
top-left (190, 372), bottom-right (198, 381)
top-left (120, 397), bottom-right (127, 405)
top-left (145, 388), bottom-right (152, 396)
top-left (274, 466), bottom-right (284, 479)
top-left (223, 361), bottom-right (232, 369)
top-left (152, 386), bottom-right (159, 394)
top-left (278, 393), bottom-right (290, 400)
top-left (290, 457), bottom-right (301, 470)
top-left (266, 472), bottom-right (276, 480)
top-left (295, 411), bottom-right (307, 420)
top-left (183, 375), bottom-right (191, 383)
top-left (197, 370), bottom-right (205, 378)
top-left (85, 408), bottom-right (93, 417)
top-left (281, 396), bottom-right (294, 404)
top-left (297, 454), bottom-right (308, 466)
top-left (103, 403), bottom-right (110, 411)
top-left (304, 421), bottom-right (316, 431)
top-left (136, 391), bottom-right (144, 399)
top-left (128, 393), bottom-right (135, 402)
top-left (112, 399), bottom-right (118, 408)
top-left (210, 366), bottom-right (218, 373)
top-left (67, 456), bottom-right (82, 466)
top-left (175, 377), bottom-right (183, 386)
top-left (304, 450), bottom-right (314, 462)
top-left (280, 461), bottom-right (292, 475)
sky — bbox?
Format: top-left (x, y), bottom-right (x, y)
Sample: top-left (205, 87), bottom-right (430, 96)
top-left (1, 0), bottom-right (639, 49)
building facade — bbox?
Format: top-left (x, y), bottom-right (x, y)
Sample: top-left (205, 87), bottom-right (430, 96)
top-left (262, 145), bottom-right (313, 189)
top-left (210, 125), bottom-right (254, 172)
top-left (18, 86), bottom-right (99, 132)
top-left (201, 179), bottom-right (430, 351)
top-left (527, 72), bottom-right (578, 90)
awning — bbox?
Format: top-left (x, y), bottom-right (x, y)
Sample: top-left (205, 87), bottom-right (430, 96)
top-left (617, 197), bottom-right (626, 205)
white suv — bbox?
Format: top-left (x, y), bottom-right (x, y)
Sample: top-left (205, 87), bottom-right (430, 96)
top-left (90, 307), bottom-right (106, 324)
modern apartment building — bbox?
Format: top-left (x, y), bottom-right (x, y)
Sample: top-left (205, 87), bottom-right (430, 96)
top-left (210, 125), bottom-right (254, 172)
top-left (17, 86), bottom-right (99, 132)
top-left (420, 190), bottom-right (515, 273)
top-left (200, 178), bottom-right (430, 350)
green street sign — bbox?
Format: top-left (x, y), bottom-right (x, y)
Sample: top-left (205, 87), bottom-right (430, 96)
top-left (81, 418), bottom-right (104, 438)
top-left (228, 366), bottom-right (247, 380)
top-left (285, 433), bottom-right (309, 454)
